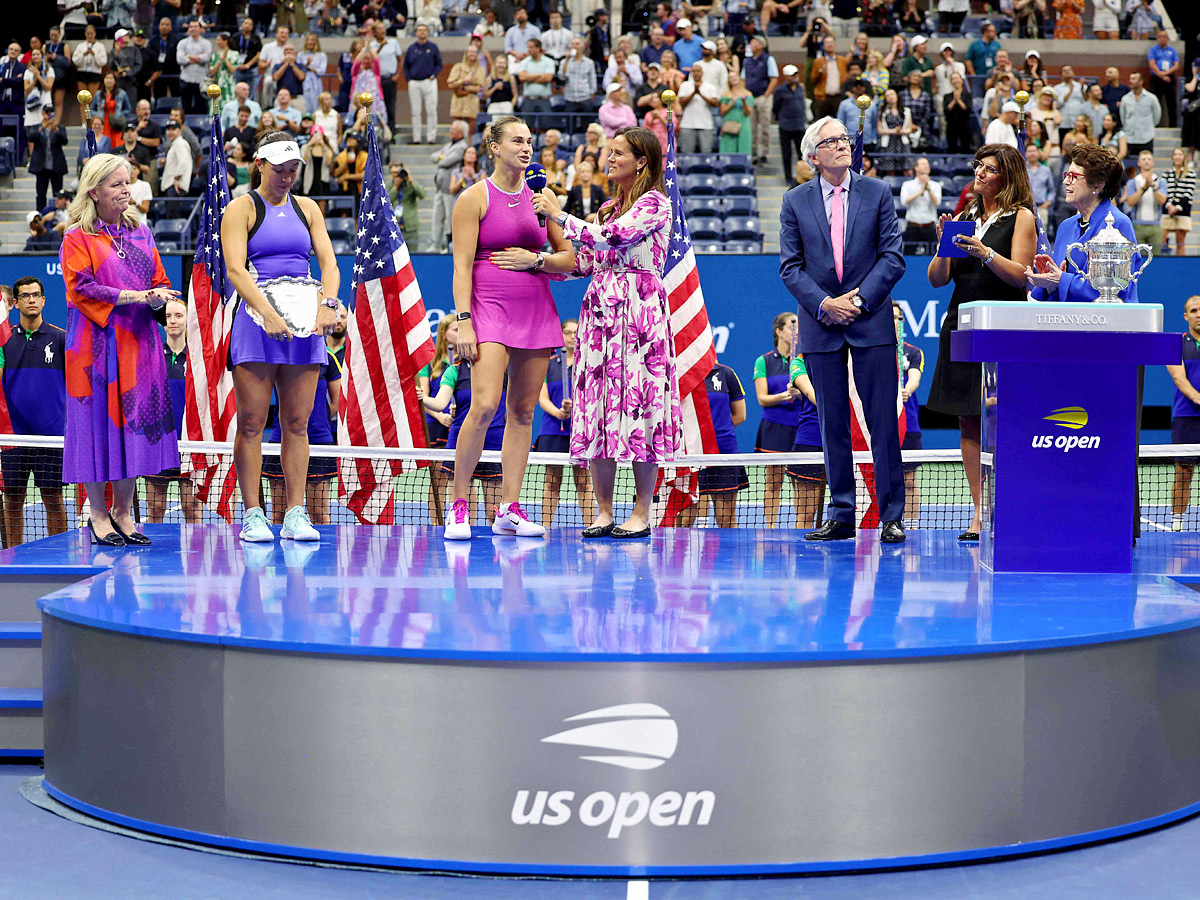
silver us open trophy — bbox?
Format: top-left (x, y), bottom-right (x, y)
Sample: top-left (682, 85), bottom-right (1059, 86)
top-left (1064, 212), bottom-right (1153, 304)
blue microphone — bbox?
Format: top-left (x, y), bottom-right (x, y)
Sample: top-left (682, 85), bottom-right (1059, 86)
top-left (524, 162), bottom-right (548, 227)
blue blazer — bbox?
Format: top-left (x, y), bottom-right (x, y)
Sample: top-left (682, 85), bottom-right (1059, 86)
top-left (1030, 198), bottom-right (1142, 303)
top-left (779, 171), bottom-right (906, 353)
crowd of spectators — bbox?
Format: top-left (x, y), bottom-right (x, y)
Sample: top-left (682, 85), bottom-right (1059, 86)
top-left (0, 0), bottom-right (1190, 254)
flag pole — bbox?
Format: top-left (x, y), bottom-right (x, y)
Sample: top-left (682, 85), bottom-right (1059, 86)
top-left (77, 90), bottom-right (97, 156)
top-left (358, 91), bottom-right (445, 526)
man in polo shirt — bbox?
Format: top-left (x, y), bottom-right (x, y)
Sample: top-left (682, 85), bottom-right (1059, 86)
top-left (1169, 295), bottom-right (1200, 530)
top-left (271, 43), bottom-right (309, 113)
top-left (773, 64), bottom-right (806, 187)
top-left (1119, 71), bottom-right (1161, 156)
top-left (1147, 28), bottom-right (1179, 128)
top-left (1122, 149), bottom-right (1167, 252)
top-left (672, 18), bottom-right (703, 71)
top-left (404, 24), bottom-right (442, 145)
top-left (965, 20), bottom-right (999, 78)
top-left (175, 18), bottom-right (212, 115)
top-left (504, 8), bottom-right (541, 66)
top-left (269, 88), bottom-right (303, 133)
top-left (0, 276), bottom-right (67, 546)
top-left (640, 25), bottom-right (668, 73)
top-left (743, 35), bottom-right (778, 165)
top-left (220, 80), bottom-right (262, 131)
top-left (900, 35), bottom-right (934, 91)
top-left (1101, 66), bottom-right (1128, 119)
top-left (516, 39), bottom-right (556, 117)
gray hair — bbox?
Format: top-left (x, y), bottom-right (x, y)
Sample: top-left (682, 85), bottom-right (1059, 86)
top-left (801, 116), bottom-right (848, 165)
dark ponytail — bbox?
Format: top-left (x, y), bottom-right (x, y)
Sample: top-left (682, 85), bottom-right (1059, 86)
top-left (249, 131), bottom-right (295, 190)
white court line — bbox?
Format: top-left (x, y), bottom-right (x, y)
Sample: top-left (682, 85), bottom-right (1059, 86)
top-left (1142, 516), bottom-right (1171, 532)
top-left (627, 881), bottom-right (649, 900)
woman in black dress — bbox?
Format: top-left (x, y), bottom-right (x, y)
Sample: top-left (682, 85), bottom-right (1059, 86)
top-left (926, 143), bottom-right (1037, 541)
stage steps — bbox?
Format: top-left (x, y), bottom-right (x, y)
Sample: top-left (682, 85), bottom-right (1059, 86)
top-left (0, 573), bottom-right (95, 759)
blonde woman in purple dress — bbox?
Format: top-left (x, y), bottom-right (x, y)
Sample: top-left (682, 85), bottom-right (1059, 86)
top-left (533, 126), bottom-right (682, 539)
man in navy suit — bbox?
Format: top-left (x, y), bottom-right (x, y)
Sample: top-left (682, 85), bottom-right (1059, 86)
top-left (779, 116), bottom-right (907, 543)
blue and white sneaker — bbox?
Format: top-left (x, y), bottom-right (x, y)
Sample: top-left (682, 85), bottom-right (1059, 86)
top-left (281, 505), bottom-right (320, 541)
top-left (240, 507), bottom-right (274, 543)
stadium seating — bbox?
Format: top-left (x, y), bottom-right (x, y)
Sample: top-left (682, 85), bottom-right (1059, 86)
top-left (679, 173), bottom-right (719, 196)
top-left (724, 216), bottom-right (762, 241)
top-left (0, 136), bottom-right (14, 178)
top-left (719, 174), bottom-right (756, 196)
top-left (153, 97), bottom-right (176, 113)
top-left (688, 216), bottom-right (723, 241)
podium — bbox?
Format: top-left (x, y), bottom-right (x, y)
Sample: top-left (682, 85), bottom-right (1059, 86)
top-left (951, 301), bottom-right (1179, 574)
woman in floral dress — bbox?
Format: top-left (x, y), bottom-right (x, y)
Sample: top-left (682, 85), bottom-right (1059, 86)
top-left (534, 126), bottom-right (682, 539)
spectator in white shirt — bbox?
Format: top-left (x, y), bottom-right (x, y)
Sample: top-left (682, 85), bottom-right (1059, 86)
top-left (985, 100), bottom-right (1020, 147)
top-left (541, 11), bottom-right (573, 63)
top-left (257, 25), bottom-right (292, 108)
top-left (176, 19), bottom-right (213, 116)
top-left (369, 19), bottom-right (402, 130)
top-left (472, 9), bottom-right (506, 38)
top-left (72, 24), bottom-right (108, 96)
top-left (696, 40), bottom-right (729, 97)
top-left (160, 121), bottom-right (193, 196)
top-left (678, 64), bottom-right (720, 152)
top-left (901, 157), bottom-right (942, 247)
top-left (933, 42), bottom-right (965, 112)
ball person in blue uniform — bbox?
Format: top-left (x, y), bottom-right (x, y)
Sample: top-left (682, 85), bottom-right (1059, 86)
top-left (784, 352), bottom-right (826, 529)
top-left (681, 361), bottom-right (747, 529)
top-left (894, 302), bottom-right (924, 528)
top-left (753, 311), bottom-right (801, 528)
top-left (1168, 295), bottom-right (1200, 532)
top-left (145, 299), bottom-right (203, 523)
top-left (535, 318), bottom-right (594, 529)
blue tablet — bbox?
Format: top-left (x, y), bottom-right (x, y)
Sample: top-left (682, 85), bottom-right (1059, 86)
top-left (938, 221), bottom-right (973, 258)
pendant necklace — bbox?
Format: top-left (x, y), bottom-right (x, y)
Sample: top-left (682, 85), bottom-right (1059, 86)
top-left (102, 222), bottom-right (126, 259)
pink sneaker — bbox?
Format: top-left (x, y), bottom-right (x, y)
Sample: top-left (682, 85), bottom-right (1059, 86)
top-left (492, 501), bottom-right (546, 537)
top-left (444, 497), bottom-right (472, 540)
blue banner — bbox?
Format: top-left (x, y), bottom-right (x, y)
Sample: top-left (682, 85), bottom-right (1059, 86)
top-left (6, 252), bottom-right (1196, 451)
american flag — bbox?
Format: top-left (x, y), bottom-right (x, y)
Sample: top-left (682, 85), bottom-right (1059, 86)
top-left (657, 121), bottom-right (719, 525)
top-left (183, 116), bottom-right (239, 521)
top-left (337, 112), bottom-right (435, 524)
top-left (849, 134), bottom-right (906, 528)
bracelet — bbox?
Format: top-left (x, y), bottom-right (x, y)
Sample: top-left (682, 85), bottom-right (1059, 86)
top-left (983, 248), bottom-right (996, 266)
top-left (554, 212), bottom-right (567, 227)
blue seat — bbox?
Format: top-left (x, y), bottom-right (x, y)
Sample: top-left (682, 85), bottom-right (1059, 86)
top-left (884, 175), bottom-right (906, 195)
top-left (715, 154), bottom-right (751, 174)
top-left (722, 239), bottom-right (762, 253)
top-left (724, 196), bottom-right (757, 216)
top-left (153, 217), bottom-right (189, 239)
top-left (325, 218), bottom-right (356, 239)
top-left (678, 153), bottom-right (718, 174)
top-left (687, 215), bottom-right (723, 241)
top-left (683, 196), bottom-right (724, 216)
top-left (185, 114), bottom-right (207, 132)
top-left (331, 239), bottom-right (354, 255)
top-left (693, 242), bottom-right (724, 254)
top-left (718, 173), bottom-right (755, 195)
top-left (153, 97), bottom-right (177, 113)
top-left (149, 113), bottom-right (170, 129)
top-left (679, 173), bottom-right (719, 196)
top-left (723, 216), bottom-right (761, 241)
top-left (157, 239), bottom-right (180, 253)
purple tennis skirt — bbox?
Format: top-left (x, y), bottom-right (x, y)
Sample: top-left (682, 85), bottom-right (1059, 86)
top-left (228, 302), bottom-right (325, 368)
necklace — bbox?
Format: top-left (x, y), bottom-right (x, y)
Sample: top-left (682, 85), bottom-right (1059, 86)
top-left (101, 222), bottom-right (126, 259)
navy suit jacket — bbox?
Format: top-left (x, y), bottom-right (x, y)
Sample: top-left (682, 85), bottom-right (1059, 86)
top-left (779, 171), bottom-right (906, 354)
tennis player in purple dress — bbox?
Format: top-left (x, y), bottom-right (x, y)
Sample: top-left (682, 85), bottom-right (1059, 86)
top-left (221, 132), bottom-right (340, 544)
top-left (443, 115), bottom-right (576, 540)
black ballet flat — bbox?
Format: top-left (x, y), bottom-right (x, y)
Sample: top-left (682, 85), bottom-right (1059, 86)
top-left (582, 523), bottom-right (615, 538)
top-left (611, 525), bottom-right (652, 539)
top-left (86, 519), bottom-right (125, 547)
top-left (110, 514), bottom-right (151, 546)
top-left (958, 530), bottom-right (980, 542)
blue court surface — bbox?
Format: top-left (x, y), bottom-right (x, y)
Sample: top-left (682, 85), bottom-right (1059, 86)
top-left (8, 525), bottom-right (1200, 897)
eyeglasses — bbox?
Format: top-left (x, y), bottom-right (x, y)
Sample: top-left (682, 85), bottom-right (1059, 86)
top-left (16, 292), bottom-right (43, 300)
top-left (1062, 171), bottom-right (1085, 183)
top-left (972, 160), bottom-right (1000, 177)
top-left (816, 136), bottom-right (852, 150)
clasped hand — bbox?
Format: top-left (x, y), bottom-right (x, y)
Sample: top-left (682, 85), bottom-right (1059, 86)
top-left (820, 289), bottom-right (861, 326)
top-left (1024, 253), bottom-right (1062, 290)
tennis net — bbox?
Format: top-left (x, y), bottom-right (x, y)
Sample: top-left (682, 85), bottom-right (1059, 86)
top-left (0, 435), bottom-right (1196, 544)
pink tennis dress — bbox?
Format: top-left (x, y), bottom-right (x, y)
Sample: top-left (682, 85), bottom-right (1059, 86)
top-left (470, 178), bottom-right (562, 349)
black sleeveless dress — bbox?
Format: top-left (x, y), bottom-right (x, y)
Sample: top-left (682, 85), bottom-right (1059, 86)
top-left (926, 211), bottom-right (1026, 418)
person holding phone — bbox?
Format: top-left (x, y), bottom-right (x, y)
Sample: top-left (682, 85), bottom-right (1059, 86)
top-left (925, 143), bottom-right (1036, 543)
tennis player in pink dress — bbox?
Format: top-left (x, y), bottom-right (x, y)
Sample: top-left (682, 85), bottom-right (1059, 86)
top-left (444, 115), bottom-right (576, 540)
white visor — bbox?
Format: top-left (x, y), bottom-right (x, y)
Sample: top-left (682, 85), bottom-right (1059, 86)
top-left (255, 140), bottom-right (303, 165)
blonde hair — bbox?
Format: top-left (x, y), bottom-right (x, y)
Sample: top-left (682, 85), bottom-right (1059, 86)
top-left (66, 154), bottom-right (140, 234)
top-left (432, 315), bottom-right (456, 378)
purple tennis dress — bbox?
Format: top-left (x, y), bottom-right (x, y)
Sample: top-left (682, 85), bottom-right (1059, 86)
top-left (229, 191), bottom-right (325, 367)
top-left (471, 179), bottom-right (561, 350)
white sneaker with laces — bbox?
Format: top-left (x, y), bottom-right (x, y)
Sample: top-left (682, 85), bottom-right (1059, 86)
top-left (281, 505), bottom-right (320, 541)
top-left (444, 497), bottom-right (473, 540)
top-left (492, 501), bottom-right (546, 537)
top-left (239, 507), bottom-right (274, 543)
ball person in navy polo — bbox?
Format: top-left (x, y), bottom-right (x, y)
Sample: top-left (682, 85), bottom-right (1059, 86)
top-left (0, 276), bottom-right (68, 546)
top-left (1168, 295), bottom-right (1200, 531)
top-left (779, 115), bottom-right (907, 543)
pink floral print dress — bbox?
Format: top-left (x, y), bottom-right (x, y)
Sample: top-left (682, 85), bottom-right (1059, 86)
top-left (558, 190), bottom-right (684, 465)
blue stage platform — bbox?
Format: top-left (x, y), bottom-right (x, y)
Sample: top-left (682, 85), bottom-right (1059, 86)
top-left (14, 526), bottom-right (1200, 875)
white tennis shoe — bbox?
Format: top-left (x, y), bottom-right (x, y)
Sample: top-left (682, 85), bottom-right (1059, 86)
top-left (444, 497), bottom-right (473, 540)
top-left (492, 502), bottom-right (545, 537)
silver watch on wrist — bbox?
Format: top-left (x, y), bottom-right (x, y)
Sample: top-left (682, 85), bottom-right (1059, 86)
top-left (534, 252), bottom-right (546, 271)
top-left (321, 296), bottom-right (339, 310)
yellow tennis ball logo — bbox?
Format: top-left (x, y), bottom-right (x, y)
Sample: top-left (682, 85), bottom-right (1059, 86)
top-left (1043, 407), bottom-right (1088, 430)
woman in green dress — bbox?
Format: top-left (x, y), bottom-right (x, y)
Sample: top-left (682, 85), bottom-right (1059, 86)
top-left (718, 71), bottom-right (755, 155)
top-left (208, 31), bottom-right (242, 108)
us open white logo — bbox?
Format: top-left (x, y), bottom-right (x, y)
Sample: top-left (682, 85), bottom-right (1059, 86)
top-left (511, 703), bottom-right (715, 838)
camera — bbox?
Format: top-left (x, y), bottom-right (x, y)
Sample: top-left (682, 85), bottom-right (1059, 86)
top-left (585, 14), bottom-right (596, 26)
top-left (397, 166), bottom-right (409, 181)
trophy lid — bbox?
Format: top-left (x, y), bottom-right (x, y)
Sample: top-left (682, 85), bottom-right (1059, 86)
top-left (1089, 211), bottom-right (1132, 248)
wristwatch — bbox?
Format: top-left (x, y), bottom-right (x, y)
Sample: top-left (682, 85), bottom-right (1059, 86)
top-left (456, 311), bottom-right (472, 322)
top-left (321, 296), bottom-right (339, 310)
top-left (534, 252), bottom-right (546, 271)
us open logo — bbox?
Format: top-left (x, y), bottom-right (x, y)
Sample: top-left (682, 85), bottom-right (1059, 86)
top-left (1032, 406), bottom-right (1101, 452)
top-left (511, 703), bottom-right (715, 838)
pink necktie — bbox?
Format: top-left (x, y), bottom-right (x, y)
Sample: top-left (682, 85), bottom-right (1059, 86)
top-left (830, 184), bottom-right (845, 281)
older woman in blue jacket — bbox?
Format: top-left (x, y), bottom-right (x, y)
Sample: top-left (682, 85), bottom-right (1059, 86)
top-left (1025, 144), bottom-right (1144, 302)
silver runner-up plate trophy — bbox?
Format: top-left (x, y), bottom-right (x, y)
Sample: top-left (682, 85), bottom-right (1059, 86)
top-left (1065, 212), bottom-right (1153, 304)
top-left (248, 276), bottom-right (324, 337)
